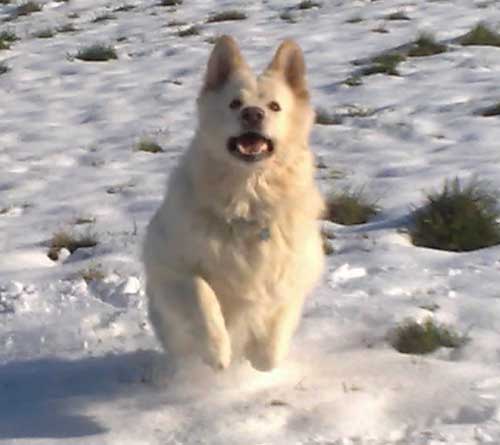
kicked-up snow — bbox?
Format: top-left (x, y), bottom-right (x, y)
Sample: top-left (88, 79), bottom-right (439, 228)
top-left (2, 0), bottom-right (500, 443)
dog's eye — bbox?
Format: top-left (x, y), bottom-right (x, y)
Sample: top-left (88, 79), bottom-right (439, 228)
top-left (229, 98), bottom-right (243, 110)
top-left (268, 101), bottom-right (281, 112)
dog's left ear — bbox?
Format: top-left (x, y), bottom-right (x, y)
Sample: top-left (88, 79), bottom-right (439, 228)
top-left (265, 40), bottom-right (309, 99)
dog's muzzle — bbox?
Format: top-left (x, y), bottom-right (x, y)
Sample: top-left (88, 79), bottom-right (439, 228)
top-left (227, 132), bottom-right (274, 163)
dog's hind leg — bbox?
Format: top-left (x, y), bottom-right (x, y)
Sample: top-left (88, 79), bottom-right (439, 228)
top-left (245, 298), bottom-right (305, 372)
top-left (147, 275), bottom-right (232, 371)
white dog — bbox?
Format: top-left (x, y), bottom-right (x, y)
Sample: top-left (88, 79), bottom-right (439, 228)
top-left (143, 36), bottom-right (324, 372)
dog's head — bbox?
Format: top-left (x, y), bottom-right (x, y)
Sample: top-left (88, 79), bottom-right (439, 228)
top-left (196, 36), bottom-right (314, 167)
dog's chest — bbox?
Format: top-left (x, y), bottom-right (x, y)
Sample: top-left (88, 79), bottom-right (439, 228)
top-left (197, 216), bottom-right (293, 301)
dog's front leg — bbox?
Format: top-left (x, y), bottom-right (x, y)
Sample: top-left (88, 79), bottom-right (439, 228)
top-left (148, 275), bottom-right (232, 371)
top-left (190, 276), bottom-right (232, 370)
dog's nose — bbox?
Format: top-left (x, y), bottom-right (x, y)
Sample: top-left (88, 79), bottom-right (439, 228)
top-left (241, 106), bottom-right (265, 128)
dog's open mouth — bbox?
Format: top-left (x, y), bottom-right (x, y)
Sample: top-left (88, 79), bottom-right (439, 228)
top-left (227, 132), bottom-right (274, 162)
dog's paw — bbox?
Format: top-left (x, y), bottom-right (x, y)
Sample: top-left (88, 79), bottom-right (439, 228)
top-left (245, 334), bottom-right (291, 372)
top-left (245, 342), bottom-right (281, 372)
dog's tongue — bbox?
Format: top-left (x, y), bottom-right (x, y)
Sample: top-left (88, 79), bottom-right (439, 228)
top-left (237, 134), bottom-right (269, 155)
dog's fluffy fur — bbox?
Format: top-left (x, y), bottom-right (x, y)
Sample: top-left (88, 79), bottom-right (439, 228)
top-left (143, 36), bottom-right (324, 372)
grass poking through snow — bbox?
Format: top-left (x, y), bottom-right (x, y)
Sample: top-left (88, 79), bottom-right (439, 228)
top-left (92, 13), bottom-right (116, 23)
top-left (480, 103), bottom-right (500, 117)
top-left (0, 61), bottom-right (9, 75)
top-left (390, 318), bottom-right (467, 355)
top-left (74, 216), bottom-right (96, 225)
top-left (178, 26), bottom-right (200, 37)
top-left (344, 76), bottom-right (363, 87)
top-left (296, 0), bottom-right (321, 9)
top-left (408, 33), bottom-right (447, 57)
top-left (0, 30), bottom-right (17, 49)
top-left (459, 23), bottom-right (500, 47)
top-left (48, 230), bottom-right (98, 261)
top-left (15, 1), bottom-right (42, 17)
top-left (372, 25), bottom-right (389, 34)
top-left (136, 139), bottom-right (164, 153)
top-left (80, 264), bottom-right (105, 282)
top-left (345, 16), bottom-right (363, 24)
top-left (385, 11), bottom-right (410, 21)
top-left (321, 231), bottom-right (335, 256)
top-left (410, 178), bottom-right (500, 251)
top-left (58, 23), bottom-right (77, 33)
top-left (34, 28), bottom-right (55, 39)
top-left (280, 11), bottom-right (297, 23)
top-left (0, 30), bottom-right (17, 42)
top-left (113, 4), bottom-right (135, 12)
top-left (159, 0), bottom-right (182, 5)
top-left (361, 53), bottom-right (406, 76)
top-left (325, 187), bottom-right (379, 225)
top-left (75, 44), bottom-right (118, 61)
top-left (207, 10), bottom-right (247, 23)
top-left (315, 109), bottom-right (342, 125)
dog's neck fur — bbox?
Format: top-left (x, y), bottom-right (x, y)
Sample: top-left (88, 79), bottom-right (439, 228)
top-left (186, 137), bottom-right (321, 228)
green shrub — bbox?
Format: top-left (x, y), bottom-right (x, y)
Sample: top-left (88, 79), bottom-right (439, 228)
top-left (390, 318), bottom-right (466, 355)
top-left (411, 178), bottom-right (500, 251)
top-left (325, 187), bottom-right (379, 225)
top-left (75, 44), bottom-right (118, 61)
top-left (361, 53), bottom-right (406, 76)
top-left (460, 23), bottom-right (500, 47)
top-left (408, 33), bottom-right (447, 57)
top-left (207, 10), bottom-right (247, 23)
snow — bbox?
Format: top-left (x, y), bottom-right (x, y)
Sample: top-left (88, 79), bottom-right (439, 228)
top-left (2, 0), bottom-right (500, 443)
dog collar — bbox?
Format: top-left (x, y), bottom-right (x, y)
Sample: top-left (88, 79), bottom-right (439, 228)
top-left (228, 218), bottom-right (271, 242)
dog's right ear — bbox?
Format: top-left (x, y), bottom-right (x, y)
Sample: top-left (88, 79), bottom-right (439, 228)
top-left (203, 35), bottom-right (248, 91)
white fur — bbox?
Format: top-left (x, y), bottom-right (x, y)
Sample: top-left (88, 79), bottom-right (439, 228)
top-left (143, 37), bottom-right (324, 372)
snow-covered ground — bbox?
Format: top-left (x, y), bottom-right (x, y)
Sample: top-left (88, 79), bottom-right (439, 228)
top-left (2, 0), bottom-right (500, 443)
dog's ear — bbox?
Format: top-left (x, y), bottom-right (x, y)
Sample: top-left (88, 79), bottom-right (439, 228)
top-left (203, 35), bottom-right (248, 91)
top-left (266, 40), bottom-right (308, 99)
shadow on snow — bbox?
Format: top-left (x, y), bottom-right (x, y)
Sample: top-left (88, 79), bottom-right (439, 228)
top-left (0, 349), bottom-right (159, 439)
